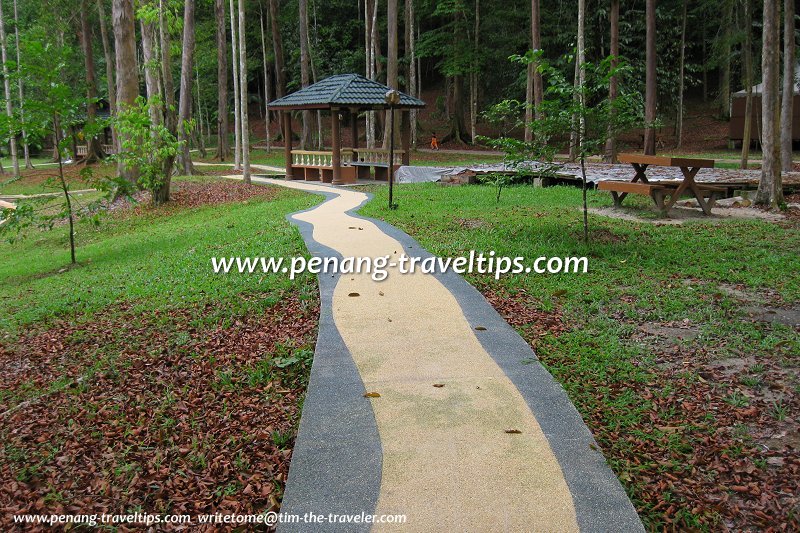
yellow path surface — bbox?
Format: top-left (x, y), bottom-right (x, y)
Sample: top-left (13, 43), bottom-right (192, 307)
top-left (266, 178), bottom-right (578, 531)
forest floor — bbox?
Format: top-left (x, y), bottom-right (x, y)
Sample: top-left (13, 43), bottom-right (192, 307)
top-left (358, 183), bottom-right (799, 531)
top-left (0, 176), bottom-right (320, 527)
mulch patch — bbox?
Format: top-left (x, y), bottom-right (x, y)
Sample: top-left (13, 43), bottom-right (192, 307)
top-left (0, 293), bottom-right (318, 530)
top-left (111, 180), bottom-right (281, 216)
top-left (482, 286), bottom-right (799, 531)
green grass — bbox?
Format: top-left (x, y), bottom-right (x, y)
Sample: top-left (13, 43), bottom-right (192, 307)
top-left (0, 176), bottom-right (320, 337)
top-left (358, 182), bottom-right (799, 528)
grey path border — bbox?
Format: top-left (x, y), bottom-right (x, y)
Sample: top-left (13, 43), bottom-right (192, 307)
top-left (276, 181), bottom-right (644, 532)
top-left (278, 190), bottom-right (382, 533)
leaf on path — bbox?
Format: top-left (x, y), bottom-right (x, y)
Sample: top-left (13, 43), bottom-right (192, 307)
top-left (433, 384), bottom-right (445, 388)
top-left (504, 429), bottom-right (522, 434)
top-left (348, 292), bottom-right (360, 297)
top-left (363, 392), bottom-right (381, 398)
top-left (474, 326), bottom-right (487, 331)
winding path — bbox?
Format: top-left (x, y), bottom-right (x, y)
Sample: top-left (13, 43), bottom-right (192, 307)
top-left (229, 173), bottom-right (643, 531)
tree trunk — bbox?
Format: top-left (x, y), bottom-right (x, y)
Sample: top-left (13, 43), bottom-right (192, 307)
top-left (13, 0), bottom-right (32, 169)
top-left (366, 0), bottom-right (377, 148)
top-left (756, 0), bottom-right (783, 207)
top-left (383, 0), bottom-right (399, 148)
top-left (0, 0), bottom-right (19, 177)
top-left (140, 19), bottom-right (161, 123)
top-left (268, 0), bottom-right (285, 109)
top-left (604, 0), bottom-right (619, 162)
top-left (214, 0), bottom-right (229, 160)
top-left (470, 0), bottom-right (479, 144)
top-left (80, 0), bottom-right (104, 163)
top-left (260, 5), bottom-right (271, 151)
top-left (238, 0), bottom-right (251, 183)
top-left (112, 0), bottom-right (139, 184)
top-left (159, 0), bottom-right (176, 131)
top-left (780, 0), bottom-right (795, 172)
top-left (299, 0), bottom-right (313, 149)
top-left (643, 0), bottom-right (657, 155)
top-left (177, 0), bottom-right (196, 175)
top-left (531, 0), bottom-right (543, 115)
top-left (229, 0), bottom-right (242, 169)
top-left (675, 0), bottom-right (687, 148)
top-left (268, 0), bottom-right (285, 139)
top-left (194, 64), bottom-right (207, 159)
top-left (741, 0), bottom-right (754, 169)
top-left (406, 0), bottom-right (417, 148)
top-left (719, 0), bottom-right (734, 119)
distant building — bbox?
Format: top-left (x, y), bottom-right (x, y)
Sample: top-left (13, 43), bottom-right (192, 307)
top-left (729, 73), bottom-right (800, 145)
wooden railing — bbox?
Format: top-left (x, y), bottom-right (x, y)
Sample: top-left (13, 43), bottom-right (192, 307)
top-left (291, 149), bottom-right (354, 168)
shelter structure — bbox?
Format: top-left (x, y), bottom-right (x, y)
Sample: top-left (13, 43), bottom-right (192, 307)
top-left (268, 74), bottom-right (425, 185)
top-left (730, 74), bottom-right (800, 143)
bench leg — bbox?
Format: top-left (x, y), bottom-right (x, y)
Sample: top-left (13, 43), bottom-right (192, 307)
top-left (610, 191), bottom-right (623, 207)
top-left (652, 190), bottom-right (668, 216)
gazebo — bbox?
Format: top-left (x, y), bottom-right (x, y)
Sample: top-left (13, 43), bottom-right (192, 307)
top-left (267, 74), bottom-right (425, 185)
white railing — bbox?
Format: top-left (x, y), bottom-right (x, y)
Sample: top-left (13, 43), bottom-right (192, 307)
top-left (76, 144), bottom-right (117, 156)
top-left (291, 149), bottom-right (353, 168)
top-left (353, 148), bottom-right (404, 166)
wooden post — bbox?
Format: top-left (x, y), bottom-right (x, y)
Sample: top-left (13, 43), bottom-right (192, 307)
top-left (283, 111), bottom-right (293, 179)
top-left (350, 108), bottom-right (359, 148)
top-left (401, 109), bottom-right (410, 165)
top-left (331, 108), bottom-right (342, 184)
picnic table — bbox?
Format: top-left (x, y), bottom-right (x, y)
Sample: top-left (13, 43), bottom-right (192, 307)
top-left (599, 154), bottom-right (725, 215)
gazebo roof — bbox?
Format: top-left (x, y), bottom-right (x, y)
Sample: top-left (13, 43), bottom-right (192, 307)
top-left (268, 74), bottom-right (426, 111)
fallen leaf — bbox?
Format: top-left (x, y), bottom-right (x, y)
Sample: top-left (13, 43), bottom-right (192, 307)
top-left (348, 292), bottom-right (360, 297)
top-left (363, 392), bottom-right (381, 398)
top-left (505, 429), bottom-right (522, 434)
top-left (433, 384), bottom-right (445, 388)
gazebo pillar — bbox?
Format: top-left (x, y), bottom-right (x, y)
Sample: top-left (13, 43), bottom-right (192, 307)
top-left (283, 112), bottom-right (294, 179)
top-left (401, 110), bottom-right (411, 166)
top-left (331, 108), bottom-right (342, 185)
top-left (350, 108), bottom-right (359, 149)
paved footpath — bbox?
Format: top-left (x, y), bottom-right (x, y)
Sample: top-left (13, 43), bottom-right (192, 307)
top-left (233, 174), bottom-right (642, 532)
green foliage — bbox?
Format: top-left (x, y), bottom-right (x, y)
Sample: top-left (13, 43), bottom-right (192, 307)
top-left (112, 96), bottom-right (181, 203)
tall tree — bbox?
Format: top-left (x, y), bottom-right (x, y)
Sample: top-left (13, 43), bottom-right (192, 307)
top-left (568, 0), bottom-right (586, 161)
top-left (531, 0), bottom-right (543, 116)
top-left (158, 0), bottom-right (175, 132)
top-left (237, 0), bottom-right (251, 183)
top-left (643, 0), bottom-right (657, 155)
top-left (740, 0), bottom-right (754, 169)
top-left (525, 0), bottom-right (543, 142)
top-left (80, 0), bottom-right (103, 162)
top-left (112, 0), bottom-right (140, 184)
top-left (780, 0), bottom-right (795, 172)
top-left (383, 0), bottom-right (399, 147)
top-left (604, 0), bottom-right (620, 162)
top-left (405, 0), bottom-right (418, 148)
top-left (365, 0), bottom-right (377, 148)
top-left (0, 0), bottom-right (19, 177)
top-left (470, 0), bottom-right (479, 144)
top-left (260, 4), bottom-right (271, 152)
top-left (675, 0), bottom-right (687, 148)
top-left (97, 0), bottom-right (118, 152)
top-left (719, 0), bottom-right (734, 119)
top-left (755, 0), bottom-right (783, 207)
top-left (268, 0), bottom-right (285, 100)
top-left (13, 0), bottom-right (32, 169)
top-left (177, 0), bottom-right (196, 175)
top-left (229, 0), bottom-right (242, 169)
top-left (299, 0), bottom-right (313, 149)
top-left (214, 0), bottom-right (229, 160)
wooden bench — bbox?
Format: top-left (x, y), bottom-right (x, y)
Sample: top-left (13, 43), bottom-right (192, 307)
top-left (608, 153), bottom-right (720, 215)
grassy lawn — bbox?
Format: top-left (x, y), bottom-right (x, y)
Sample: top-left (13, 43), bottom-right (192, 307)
top-left (0, 177), bottom-right (321, 523)
top-left (359, 183), bottom-right (799, 530)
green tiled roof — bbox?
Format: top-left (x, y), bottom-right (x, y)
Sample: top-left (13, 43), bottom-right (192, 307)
top-left (268, 74), bottom-right (425, 109)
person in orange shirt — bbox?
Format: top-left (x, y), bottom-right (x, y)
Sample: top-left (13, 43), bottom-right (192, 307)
top-left (430, 132), bottom-right (439, 150)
